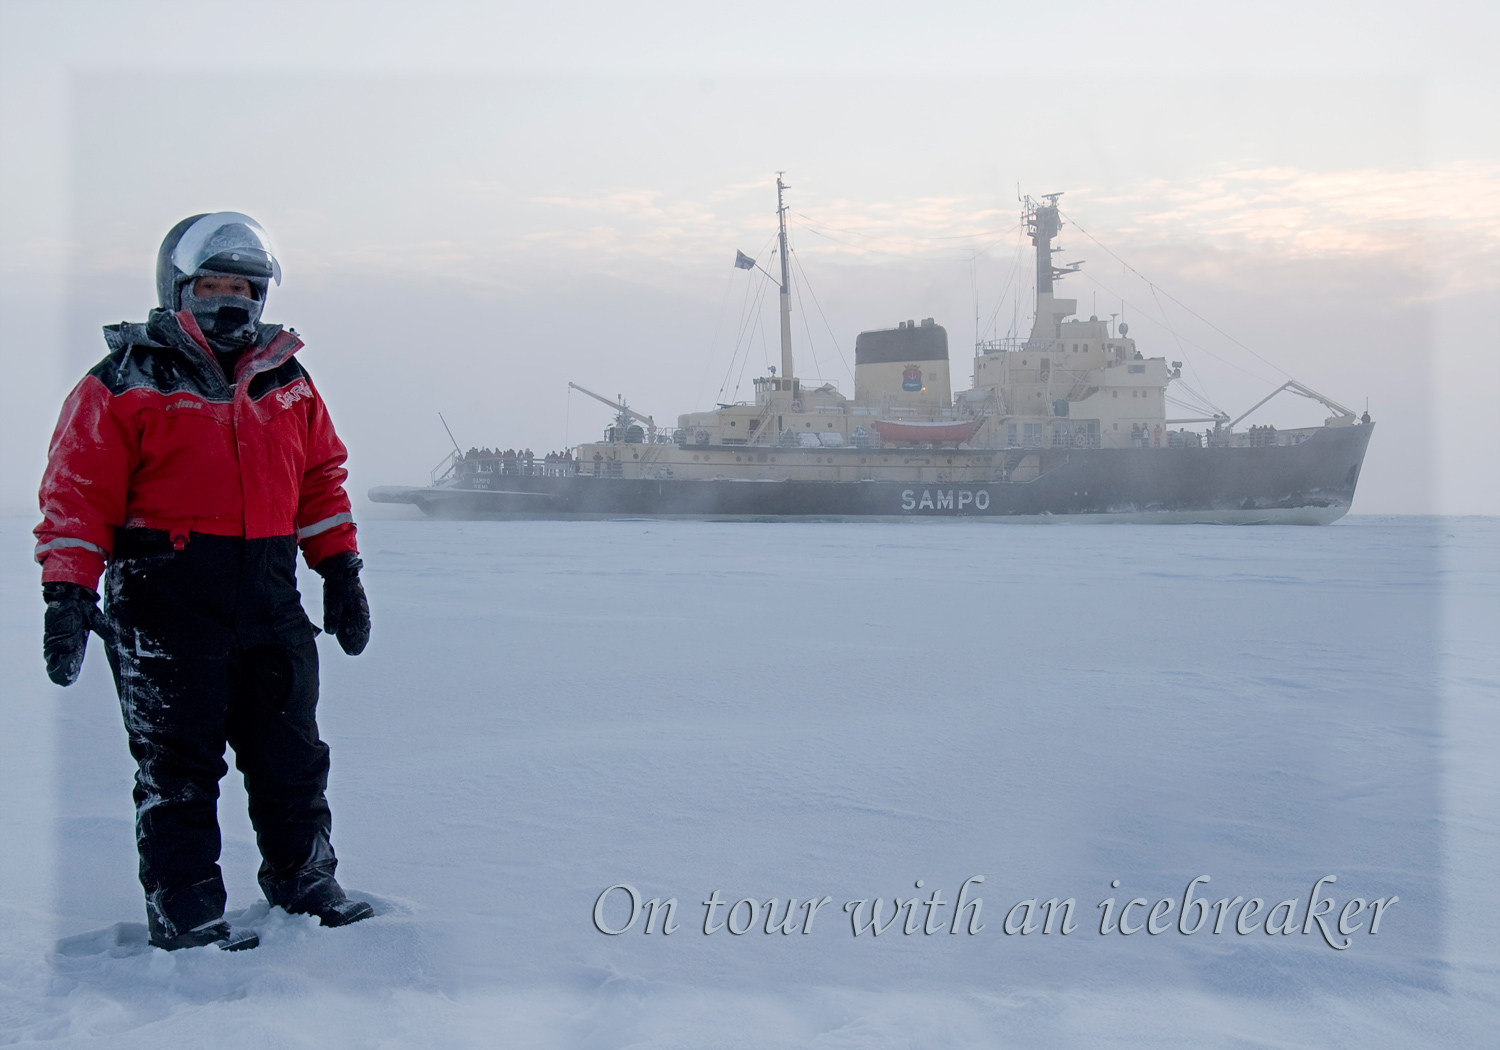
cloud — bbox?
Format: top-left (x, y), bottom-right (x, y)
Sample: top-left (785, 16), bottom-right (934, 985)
top-left (426, 161), bottom-right (1500, 295)
top-left (41, 162), bottom-right (1498, 303)
top-left (1077, 162), bottom-right (1500, 293)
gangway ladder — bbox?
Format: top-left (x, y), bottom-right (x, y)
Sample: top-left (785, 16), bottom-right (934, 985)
top-left (431, 412), bottom-right (463, 483)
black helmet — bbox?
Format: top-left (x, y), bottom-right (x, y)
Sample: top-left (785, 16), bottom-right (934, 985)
top-left (156, 211), bottom-right (282, 311)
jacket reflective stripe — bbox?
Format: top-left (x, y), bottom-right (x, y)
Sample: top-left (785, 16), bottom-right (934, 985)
top-left (297, 512), bottom-right (353, 540)
top-left (35, 536), bottom-right (107, 558)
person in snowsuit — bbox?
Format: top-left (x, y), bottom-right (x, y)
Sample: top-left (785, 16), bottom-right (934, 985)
top-left (35, 212), bottom-right (373, 952)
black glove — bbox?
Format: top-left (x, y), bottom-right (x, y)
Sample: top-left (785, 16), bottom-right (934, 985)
top-left (42, 582), bottom-right (108, 686)
top-left (315, 552), bottom-right (370, 656)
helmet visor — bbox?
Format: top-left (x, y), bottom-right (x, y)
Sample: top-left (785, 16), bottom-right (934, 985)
top-left (171, 212), bottom-right (282, 284)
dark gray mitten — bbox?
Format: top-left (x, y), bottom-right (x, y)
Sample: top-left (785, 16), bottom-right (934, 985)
top-left (316, 552), bottom-right (370, 656)
top-left (42, 582), bottom-right (103, 686)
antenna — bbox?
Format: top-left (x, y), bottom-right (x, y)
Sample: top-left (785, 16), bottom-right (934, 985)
top-left (972, 256), bottom-right (980, 353)
top-left (437, 412), bottom-right (461, 454)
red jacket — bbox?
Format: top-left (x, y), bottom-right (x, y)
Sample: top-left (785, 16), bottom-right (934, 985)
top-left (35, 308), bottom-right (358, 590)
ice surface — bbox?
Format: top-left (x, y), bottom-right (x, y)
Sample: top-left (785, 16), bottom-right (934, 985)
top-left (1, 515), bottom-right (1495, 1048)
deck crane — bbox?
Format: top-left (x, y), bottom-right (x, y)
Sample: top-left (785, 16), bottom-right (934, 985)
top-left (568, 382), bottom-right (657, 443)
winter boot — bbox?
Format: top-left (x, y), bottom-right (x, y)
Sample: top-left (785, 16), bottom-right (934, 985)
top-left (311, 895), bottom-right (375, 928)
top-left (148, 914), bottom-right (259, 952)
top-left (278, 876), bottom-right (374, 928)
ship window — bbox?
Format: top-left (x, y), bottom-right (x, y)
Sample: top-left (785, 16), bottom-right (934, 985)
top-left (730, 420), bottom-right (736, 426)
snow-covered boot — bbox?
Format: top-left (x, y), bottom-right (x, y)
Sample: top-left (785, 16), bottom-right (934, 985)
top-left (313, 896), bottom-right (375, 928)
top-left (277, 876), bottom-right (374, 928)
top-left (148, 915), bottom-right (259, 952)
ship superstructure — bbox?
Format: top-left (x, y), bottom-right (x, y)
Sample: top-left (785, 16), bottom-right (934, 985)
top-left (371, 181), bottom-right (1373, 523)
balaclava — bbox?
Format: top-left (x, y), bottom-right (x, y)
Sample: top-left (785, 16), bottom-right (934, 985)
top-left (179, 275), bottom-right (266, 352)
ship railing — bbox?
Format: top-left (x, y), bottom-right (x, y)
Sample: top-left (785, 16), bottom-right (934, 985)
top-left (452, 455), bottom-right (581, 477)
top-left (1165, 429), bottom-right (1205, 449)
top-left (1191, 424), bottom-right (1328, 448)
top-left (1228, 425), bottom-right (1322, 448)
top-left (976, 337), bottom-right (1027, 355)
top-left (1057, 430), bottom-right (1103, 449)
top-left (430, 449), bottom-right (460, 484)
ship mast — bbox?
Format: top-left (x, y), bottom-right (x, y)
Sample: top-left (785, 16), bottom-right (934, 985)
top-left (777, 173), bottom-right (794, 383)
top-left (1024, 192), bottom-right (1079, 349)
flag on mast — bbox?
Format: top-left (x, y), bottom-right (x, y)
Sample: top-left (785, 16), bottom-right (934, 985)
top-left (734, 250), bottom-right (756, 270)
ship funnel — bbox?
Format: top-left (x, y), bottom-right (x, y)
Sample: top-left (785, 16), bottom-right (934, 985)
top-left (854, 321), bottom-right (951, 409)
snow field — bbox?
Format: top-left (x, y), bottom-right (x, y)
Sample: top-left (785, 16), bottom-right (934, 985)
top-left (1, 515), bottom-right (1495, 1048)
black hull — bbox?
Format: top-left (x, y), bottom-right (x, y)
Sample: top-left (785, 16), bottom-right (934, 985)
top-left (370, 424), bottom-right (1374, 525)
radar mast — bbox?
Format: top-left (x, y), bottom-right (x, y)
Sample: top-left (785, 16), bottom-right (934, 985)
top-left (1024, 192), bottom-right (1080, 349)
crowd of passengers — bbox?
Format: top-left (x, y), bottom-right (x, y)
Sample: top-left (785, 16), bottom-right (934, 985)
top-left (460, 447), bottom-right (576, 475)
top-left (1146, 424), bottom-right (1278, 449)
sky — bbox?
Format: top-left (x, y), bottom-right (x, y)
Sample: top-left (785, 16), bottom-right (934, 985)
top-left (1, 0), bottom-right (1497, 516)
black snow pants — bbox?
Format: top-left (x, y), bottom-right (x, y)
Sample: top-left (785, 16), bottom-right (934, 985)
top-left (103, 528), bottom-right (340, 938)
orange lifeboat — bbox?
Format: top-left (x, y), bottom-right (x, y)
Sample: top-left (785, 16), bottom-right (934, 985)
top-left (872, 418), bottom-right (982, 446)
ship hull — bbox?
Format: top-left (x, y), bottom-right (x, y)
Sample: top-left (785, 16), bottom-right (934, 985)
top-left (370, 423), bottom-right (1373, 525)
